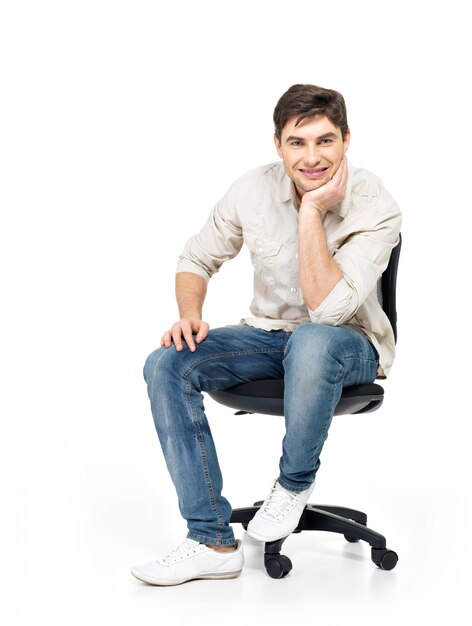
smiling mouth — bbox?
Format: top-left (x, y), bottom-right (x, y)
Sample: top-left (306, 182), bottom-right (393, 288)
top-left (299, 167), bottom-right (329, 179)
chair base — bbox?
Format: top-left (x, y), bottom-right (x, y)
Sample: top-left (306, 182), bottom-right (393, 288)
top-left (231, 502), bottom-right (398, 577)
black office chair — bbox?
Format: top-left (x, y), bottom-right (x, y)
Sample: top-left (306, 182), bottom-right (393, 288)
top-left (209, 235), bottom-right (401, 578)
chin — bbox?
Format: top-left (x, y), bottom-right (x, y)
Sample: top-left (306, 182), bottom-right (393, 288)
top-left (298, 178), bottom-right (326, 193)
top-left (308, 180), bottom-right (326, 190)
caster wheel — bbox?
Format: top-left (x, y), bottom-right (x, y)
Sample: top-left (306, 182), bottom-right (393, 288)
top-left (371, 548), bottom-right (398, 570)
top-left (265, 555), bottom-right (293, 579)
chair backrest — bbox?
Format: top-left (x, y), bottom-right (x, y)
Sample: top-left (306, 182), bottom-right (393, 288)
top-left (379, 234), bottom-right (402, 344)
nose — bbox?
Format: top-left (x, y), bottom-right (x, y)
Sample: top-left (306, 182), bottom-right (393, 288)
top-left (303, 142), bottom-right (320, 167)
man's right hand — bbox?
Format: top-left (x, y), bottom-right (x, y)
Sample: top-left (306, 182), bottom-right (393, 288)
top-left (160, 318), bottom-right (210, 352)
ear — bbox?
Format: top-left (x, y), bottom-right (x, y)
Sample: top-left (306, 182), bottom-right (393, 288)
top-left (274, 134), bottom-right (283, 158)
top-left (343, 129), bottom-right (351, 153)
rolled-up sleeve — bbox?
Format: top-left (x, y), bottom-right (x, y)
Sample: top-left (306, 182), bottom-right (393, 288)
top-left (176, 188), bottom-right (244, 282)
top-left (307, 277), bottom-right (357, 325)
top-left (308, 197), bottom-right (402, 326)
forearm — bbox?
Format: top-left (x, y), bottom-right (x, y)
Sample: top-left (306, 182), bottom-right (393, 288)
top-left (298, 207), bottom-right (343, 311)
top-left (176, 272), bottom-right (208, 319)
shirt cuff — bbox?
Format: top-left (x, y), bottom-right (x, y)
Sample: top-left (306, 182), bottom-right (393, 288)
top-left (307, 277), bottom-right (355, 325)
top-left (176, 258), bottom-right (212, 283)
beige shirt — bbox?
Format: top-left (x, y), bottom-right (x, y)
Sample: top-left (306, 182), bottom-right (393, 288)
top-left (176, 159), bottom-right (402, 378)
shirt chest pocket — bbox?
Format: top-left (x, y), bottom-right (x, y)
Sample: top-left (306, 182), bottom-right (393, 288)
top-left (244, 232), bottom-right (283, 288)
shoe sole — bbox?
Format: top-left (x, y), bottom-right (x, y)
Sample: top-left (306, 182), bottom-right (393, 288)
top-left (131, 569), bottom-right (242, 586)
top-left (246, 527), bottom-right (291, 542)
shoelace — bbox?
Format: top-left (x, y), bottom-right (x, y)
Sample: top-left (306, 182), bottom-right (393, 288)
top-left (159, 539), bottom-right (201, 565)
top-left (261, 485), bottom-right (298, 520)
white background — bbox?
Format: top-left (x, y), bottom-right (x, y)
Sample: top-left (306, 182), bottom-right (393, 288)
top-left (2, 0), bottom-right (471, 624)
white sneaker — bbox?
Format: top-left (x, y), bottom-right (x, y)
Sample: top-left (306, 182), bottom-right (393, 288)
top-left (246, 479), bottom-right (315, 542)
top-left (131, 538), bottom-right (244, 586)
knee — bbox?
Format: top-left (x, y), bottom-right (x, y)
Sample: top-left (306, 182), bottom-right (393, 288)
top-left (143, 346), bottom-right (168, 385)
top-left (144, 344), bottom-right (197, 388)
top-left (286, 323), bottom-right (339, 361)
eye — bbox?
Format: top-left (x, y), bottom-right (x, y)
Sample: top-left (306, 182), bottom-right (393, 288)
top-left (290, 140), bottom-right (303, 147)
top-left (319, 138), bottom-right (333, 145)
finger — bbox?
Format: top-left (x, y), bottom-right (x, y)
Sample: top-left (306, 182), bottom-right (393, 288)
top-left (339, 157), bottom-right (349, 188)
top-left (171, 326), bottom-right (184, 352)
top-left (329, 159), bottom-right (344, 185)
top-left (181, 320), bottom-right (196, 352)
top-left (330, 158), bottom-right (346, 190)
top-left (162, 331), bottom-right (173, 348)
top-left (195, 322), bottom-right (209, 343)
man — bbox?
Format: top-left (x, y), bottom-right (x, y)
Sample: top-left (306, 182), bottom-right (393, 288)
top-left (131, 84), bottom-right (401, 586)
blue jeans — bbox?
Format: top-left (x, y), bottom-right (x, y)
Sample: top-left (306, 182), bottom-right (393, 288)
top-left (143, 323), bottom-right (378, 546)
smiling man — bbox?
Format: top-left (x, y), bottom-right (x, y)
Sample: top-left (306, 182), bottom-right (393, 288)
top-left (132, 84), bottom-right (401, 586)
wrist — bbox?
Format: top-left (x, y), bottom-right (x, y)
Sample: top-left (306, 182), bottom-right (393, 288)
top-left (179, 313), bottom-right (202, 321)
top-left (299, 201), bottom-right (324, 218)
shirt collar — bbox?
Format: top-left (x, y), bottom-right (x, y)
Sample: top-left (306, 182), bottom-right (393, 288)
top-left (279, 158), bottom-right (353, 219)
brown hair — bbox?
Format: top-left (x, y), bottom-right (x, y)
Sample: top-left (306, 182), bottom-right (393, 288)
top-left (273, 84), bottom-right (349, 140)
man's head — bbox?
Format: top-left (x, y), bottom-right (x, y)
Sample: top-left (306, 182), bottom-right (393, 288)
top-left (273, 84), bottom-right (350, 198)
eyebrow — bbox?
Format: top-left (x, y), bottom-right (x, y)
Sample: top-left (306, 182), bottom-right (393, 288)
top-left (284, 132), bottom-right (338, 143)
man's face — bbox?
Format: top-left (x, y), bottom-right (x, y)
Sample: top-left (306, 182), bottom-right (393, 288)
top-left (274, 114), bottom-right (350, 200)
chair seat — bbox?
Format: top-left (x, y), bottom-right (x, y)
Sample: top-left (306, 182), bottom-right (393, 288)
top-left (208, 380), bottom-right (384, 417)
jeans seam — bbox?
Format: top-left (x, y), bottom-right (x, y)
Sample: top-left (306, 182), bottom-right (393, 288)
top-left (147, 348), bottom-right (168, 402)
top-left (329, 363), bottom-right (344, 415)
top-left (187, 382), bottom-right (225, 538)
top-left (180, 348), bottom-right (284, 379)
top-left (341, 356), bottom-right (378, 385)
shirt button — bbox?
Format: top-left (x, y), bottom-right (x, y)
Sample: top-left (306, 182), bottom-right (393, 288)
top-left (290, 287), bottom-right (297, 293)
top-left (258, 247), bottom-right (263, 253)
top-left (295, 253), bottom-right (298, 259)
